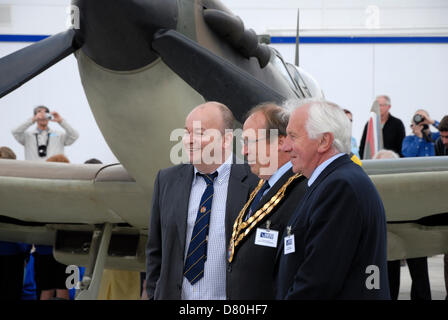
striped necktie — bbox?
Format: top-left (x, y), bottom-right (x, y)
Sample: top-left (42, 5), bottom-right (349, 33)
top-left (245, 180), bottom-right (270, 221)
top-left (183, 171), bottom-right (218, 285)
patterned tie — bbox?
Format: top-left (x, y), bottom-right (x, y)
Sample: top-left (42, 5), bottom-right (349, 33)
top-left (183, 171), bottom-right (218, 285)
top-left (245, 180), bottom-right (270, 221)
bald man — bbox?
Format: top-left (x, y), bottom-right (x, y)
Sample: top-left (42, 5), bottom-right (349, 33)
top-left (145, 102), bottom-right (258, 300)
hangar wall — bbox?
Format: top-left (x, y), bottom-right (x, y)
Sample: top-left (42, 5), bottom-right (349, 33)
top-left (229, 0), bottom-right (448, 154)
top-left (1, 0), bottom-right (447, 163)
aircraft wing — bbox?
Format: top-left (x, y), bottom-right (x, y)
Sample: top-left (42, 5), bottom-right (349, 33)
top-left (363, 157), bottom-right (448, 260)
top-left (1, 156), bottom-right (447, 269)
top-left (0, 159), bottom-right (150, 271)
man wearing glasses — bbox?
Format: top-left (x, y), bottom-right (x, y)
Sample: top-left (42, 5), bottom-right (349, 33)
top-left (359, 95), bottom-right (405, 158)
top-left (226, 102), bottom-right (307, 299)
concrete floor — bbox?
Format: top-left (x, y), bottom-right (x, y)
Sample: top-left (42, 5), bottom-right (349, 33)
top-left (398, 254), bottom-right (447, 300)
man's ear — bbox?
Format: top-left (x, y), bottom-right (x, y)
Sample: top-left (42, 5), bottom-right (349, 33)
top-left (223, 131), bottom-right (234, 149)
top-left (317, 132), bottom-right (334, 153)
top-left (277, 135), bottom-right (286, 151)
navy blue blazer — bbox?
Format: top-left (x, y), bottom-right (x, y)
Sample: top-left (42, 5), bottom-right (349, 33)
top-left (275, 154), bottom-right (390, 300)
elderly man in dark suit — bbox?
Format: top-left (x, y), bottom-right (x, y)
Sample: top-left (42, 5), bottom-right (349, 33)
top-left (226, 103), bottom-right (307, 299)
top-left (276, 99), bottom-right (390, 300)
top-left (145, 101), bottom-right (258, 300)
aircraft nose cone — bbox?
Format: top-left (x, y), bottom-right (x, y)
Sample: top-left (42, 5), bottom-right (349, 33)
top-left (72, 0), bottom-right (178, 71)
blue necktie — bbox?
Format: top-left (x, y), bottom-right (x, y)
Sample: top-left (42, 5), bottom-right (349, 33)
top-left (183, 171), bottom-right (218, 285)
top-left (245, 180), bottom-right (270, 221)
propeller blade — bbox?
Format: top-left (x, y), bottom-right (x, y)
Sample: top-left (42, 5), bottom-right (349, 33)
top-left (152, 29), bottom-right (285, 122)
top-left (0, 29), bottom-right (81, 99)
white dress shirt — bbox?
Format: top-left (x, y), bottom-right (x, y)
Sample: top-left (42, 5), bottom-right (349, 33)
top-left (266, 161), bottom-right (293, 194)
top-left (181, 155), bottom-right (232, 300)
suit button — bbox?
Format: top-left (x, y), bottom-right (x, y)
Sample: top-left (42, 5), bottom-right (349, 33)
top-left (227, 265), bottom-right (232, 272)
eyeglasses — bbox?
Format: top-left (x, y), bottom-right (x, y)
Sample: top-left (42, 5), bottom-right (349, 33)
top-left (240, 137), bottom-right (267, 146)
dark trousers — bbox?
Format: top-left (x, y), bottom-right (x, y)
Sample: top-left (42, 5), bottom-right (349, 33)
top-left (33, 253), bottom-right (68, 299)
top-left (0, 254), bottom-right (26, 300)
top-left (388, 257), bottom-right (431, 300)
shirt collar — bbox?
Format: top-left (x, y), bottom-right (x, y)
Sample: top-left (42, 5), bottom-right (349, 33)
top-left (307, 153), bottom-right (345, 187)
top-left (267, 161), bottom-right (292, 189)
top-left (193, 153), bottom-right (233, 186)
top-left (33, 127), bottom-right (51, 134)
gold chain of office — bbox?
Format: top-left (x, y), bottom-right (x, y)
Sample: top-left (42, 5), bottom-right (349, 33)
top-left (228, 173), bottom-right (302, 263)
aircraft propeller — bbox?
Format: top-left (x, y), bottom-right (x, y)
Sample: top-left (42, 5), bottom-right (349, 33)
top-left (0, 0), bottom-right (177, 98)
top-left (0, 29), bottom-right (81, 99)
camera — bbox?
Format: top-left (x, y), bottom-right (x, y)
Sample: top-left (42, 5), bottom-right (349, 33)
top-left (413, 114), bottom-right (425, 125)
top-left (413, 114), bottom-right (429, 131)
top-left (45, 113), bottom-right (53, 120)
top-left (38, 145), bottom-right (47, 157)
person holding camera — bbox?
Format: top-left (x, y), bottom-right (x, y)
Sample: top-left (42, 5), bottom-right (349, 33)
top-left (390, 109), bottom-right (441, 300)
top-left (11, 105), bottom-right (79, 161)
top-left (402, 109), bottom-right (440, 157)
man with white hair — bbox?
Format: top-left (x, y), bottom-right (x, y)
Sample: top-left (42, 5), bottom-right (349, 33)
top-left (275, 99), bottom-right (390, 299)
top-left (373, 149), bottom-right (399, 160)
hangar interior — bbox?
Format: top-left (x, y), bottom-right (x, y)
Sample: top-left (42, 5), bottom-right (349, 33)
top-left (0, 0), bottom-right (447, 300)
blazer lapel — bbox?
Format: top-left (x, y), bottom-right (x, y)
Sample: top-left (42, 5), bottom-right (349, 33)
top-left (225, 164), bottom-right (251, 243)
top-left (176, 164), bottom-right (194, 253)
top-left (275, 154), bottom-right (352, 262)
top-left (306, 154), bottom-right (351, 195)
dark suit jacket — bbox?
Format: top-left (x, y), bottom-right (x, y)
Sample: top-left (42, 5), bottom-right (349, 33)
top-left (359, 114), bottom-right (405, 158)
top-left (226, 169), bottom-right (307, 299)
top-left (275, 154), bottom-right (390, 300)
top-left (145, 162), bottom-right (258, 300)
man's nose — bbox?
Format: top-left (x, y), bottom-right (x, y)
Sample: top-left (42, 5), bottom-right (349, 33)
top-left (183, 133), bottom-right (194, 145)
top-left (281, 137), bottom-right (292, 152)
top-left (241, 142), bottom-right (248, 157)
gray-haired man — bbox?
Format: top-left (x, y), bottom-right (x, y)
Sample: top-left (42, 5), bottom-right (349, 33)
top-left (276, 99), bottom-right (390, 299)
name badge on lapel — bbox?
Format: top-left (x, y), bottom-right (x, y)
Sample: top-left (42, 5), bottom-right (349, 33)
top-left (254, 225), bottom-right (278, 248)
top-left (284, 226), bottom-right (295, 255)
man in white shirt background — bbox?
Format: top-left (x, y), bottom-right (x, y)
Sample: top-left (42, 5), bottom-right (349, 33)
top-left (11, 105), bottom-right (79, 161)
